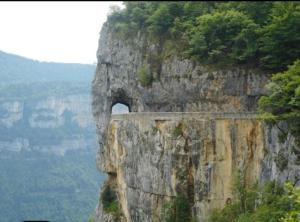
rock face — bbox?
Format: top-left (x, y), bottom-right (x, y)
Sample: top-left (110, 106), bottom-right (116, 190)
top-left (0, 101), bottom-right (23, 127)
top-left (91, 24), bottom-right (270, 154)
top-left (0, 95), bottom-right (96, 156)
top-left (103, 113), bottom-right (265, 222)
top-left (94, 113), bottom-right (299, 222)
top-left (91, 24), bottom-right (299, 222)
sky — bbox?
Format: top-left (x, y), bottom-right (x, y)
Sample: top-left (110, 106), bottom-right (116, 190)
top-left (0, 1), bottom-right (124, 64)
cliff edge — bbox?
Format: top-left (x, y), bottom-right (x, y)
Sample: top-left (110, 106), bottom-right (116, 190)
top-left (91, 24), bottom-right (299, 222)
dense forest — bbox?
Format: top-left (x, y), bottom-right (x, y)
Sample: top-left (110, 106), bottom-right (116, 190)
top-left (108, 2), bottom-right (299, 72)
top-left (0, 151), bottom-right (105, 222)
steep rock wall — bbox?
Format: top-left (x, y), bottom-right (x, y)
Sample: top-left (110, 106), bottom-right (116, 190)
top-left (91, 24), bottom-right (269, 174)
top-left (94, 113), bottom-right (299, 222)
top-left (91, 25), bottom-right (299, 222)
top-left (0, 95), bottom-right (95, 155)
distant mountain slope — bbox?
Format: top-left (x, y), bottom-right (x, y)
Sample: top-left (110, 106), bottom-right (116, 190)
top-left (0, 50), bottom-right (95, 83)
top-left (0, 50), bottom-right (103, 222)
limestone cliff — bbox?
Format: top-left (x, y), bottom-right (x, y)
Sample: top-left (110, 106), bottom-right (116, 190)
top-left (91, 24), bottom-right (299, 221)
top-left (92, 24), bottom-right (269, 151)
top-left (0, 95), bottom-right (96, 156)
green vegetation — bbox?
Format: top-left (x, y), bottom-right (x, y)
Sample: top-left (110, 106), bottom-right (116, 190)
top-left (0, 151), bottom-right (106, 222)
top-left (173, 123), bottom-right (183, 138)
top-left (107, 2), bottom-right (300, 72)
top-left (101, 185), bottom-right (122, 218)
top-left (258, 60), bottom-right (300, 142)
top-left (281, 183), bottom-right (300, 222)
top-left (138, 65), bottom-right (152, 86)
top-left (88, 215), bottom-right (95, 222)
top-left (208, 171), bottom-right (300, 222)
top-left (258, 3), bottom-right (300, 71)
top-left (162, 194), bottom-right (192, 222)
top-left (187, 10), bottom-right (258, 65)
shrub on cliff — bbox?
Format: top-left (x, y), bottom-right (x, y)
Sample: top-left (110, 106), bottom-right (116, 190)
top-left (208, 171), bottom-right (300, 222)
top-left (101, 185), bottom-right (122, 217)
top-left (87, 215), bottom-right (94, 222)
top-left (138, 65), bottom-right (152, 87)
top-left (162, 194), bottom-right (191, 222)
top-left (172, 123), bottom-right (183, 138)
top-left (259, 60), bottom-right (300, 142)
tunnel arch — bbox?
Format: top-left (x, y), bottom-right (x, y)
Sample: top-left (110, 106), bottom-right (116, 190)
top-left (110, 88), bottom-right (134, 114)
top-left (111, 102), bottom-right (130, 114)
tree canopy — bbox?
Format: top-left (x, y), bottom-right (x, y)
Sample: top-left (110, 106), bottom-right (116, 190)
top-left (107, 1), bottom-right (300, 72)
top-left (259, 60), bottom-right (300, 140)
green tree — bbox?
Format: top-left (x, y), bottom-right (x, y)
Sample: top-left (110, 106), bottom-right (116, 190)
top-left (281, 182), bottom-right (300, 222)
top-left (101, 184), bottom-right (122, 218)
top-left (258, 2), bottom-right (300, 71)
top-left (258, 60), bottom-right (300, 141)
top-left (162, 194), bottom-right (191, 222)
top-left (106, 2), bottom-right (300, 71)
top-left (87, 214), bottom-right (94, 222)
top-left (216, 2), bottom-right (273, 26)
top-left (209, 179), bottom-right (299, 222)
top-left (146, 3), bottom-right (174, 40)
top-left (187, 10), bottom-right (258, 64)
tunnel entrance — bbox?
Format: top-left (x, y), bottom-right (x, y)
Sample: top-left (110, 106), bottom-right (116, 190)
top-left (111, 103), bottom-right (130, 114)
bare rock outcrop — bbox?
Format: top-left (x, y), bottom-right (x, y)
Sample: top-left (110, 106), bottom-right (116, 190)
top-left (91, 24), bottom-right (299, 222)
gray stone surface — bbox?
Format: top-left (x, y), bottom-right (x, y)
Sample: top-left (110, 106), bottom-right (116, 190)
top-left (91, 24), bottom-right (298, 222)
top-left (0, 95), bottom-right (96, 156)
top-left (261, 124), bottom-right (300, 185)
top-left (91, 23), bottom-right (270, 173)
top-left (95, 113), bottom-right (299, 222)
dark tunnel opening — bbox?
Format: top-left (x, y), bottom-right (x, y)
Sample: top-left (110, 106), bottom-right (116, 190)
top-left (111, 103), bottom-right (130, 114)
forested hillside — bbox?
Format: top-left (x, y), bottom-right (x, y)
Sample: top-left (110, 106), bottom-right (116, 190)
top-left (0, 51), bottom-right (105, 222)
